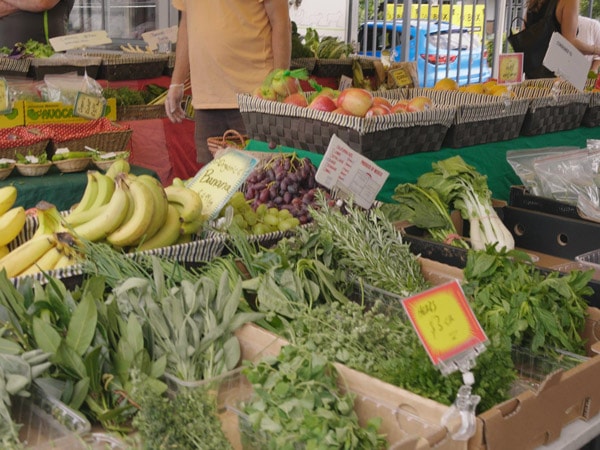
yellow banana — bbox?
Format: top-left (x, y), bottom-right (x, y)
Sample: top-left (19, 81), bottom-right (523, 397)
top-left (106, 177), bottom-right (155, 248)
top-left (89, 171), bottom-right (116, 210)
top-left (0, 245), bottom-right (8, 258)
top-left (69, 171), bottom-right (98, 215)
top-left (105, 159), bottom-right (131, 179)
top-left (0, 206), bottom-right (26, 247)
top-left (171, 177), bottom-right (186, 188)
top-left (165, 185), bottom-right (203, 223)
top-left (53, 251), bottom-right (77, 270)
top-left (176, 233), bottom-right (193, 245)
top-left (72, 176), bottom-right (131, 242)
top-left (0, 186), bottom-right (17, 216)
top-left (33, 201), bottom-right (63, 238)
top-left (19, 245), bottom-right (63, 276)
top-left (0, 234), bottom-right (57, 278)
top-left (137, 204), bottom-right (182, 251)
top-left (64, 203), bottom-right (110, 228)
top-left (136, 174), bottom-right (168, 240)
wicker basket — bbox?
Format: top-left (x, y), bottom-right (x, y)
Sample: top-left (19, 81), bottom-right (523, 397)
top-left (15, 162), bottom-right (52, 177)
top-left (53, 157), bottom-right (91, 173)
top-left (0, 57), bottom-right (31, 76)
top-left (582, 90), bottom-right (600, 128)
top-left (207, 129), bottom-right (249, 157)
top-left (382, 88), bottom-right (530, 148)
top-left (94, 152), bottom-right (130, 171)
top-left (38, 119), bottom-right (133, 155)
top-left (0, 164), bottom-right (15, 180)
top-left (117, 104), bottom-right (167, 121)
top-left (28, 56), bottom-right (102, 80)
top-left (514, 79), bottom-right (590, 136)
top-left (237, 93), bottom-right (455, 160)
top-left (0, 127), bottom-right (51, 160)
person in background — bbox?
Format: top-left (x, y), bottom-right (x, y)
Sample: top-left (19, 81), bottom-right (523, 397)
top-left (577, 15), bottom-right (600, 72)
top-left (524, 0), bottom-right (600, 78)
top-left (0, 0), bottom-right (74, 48)
top-left (165, 0), bottom-right (292, 167)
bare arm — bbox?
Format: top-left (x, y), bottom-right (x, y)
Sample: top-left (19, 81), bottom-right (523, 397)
top-left (1, 0), bottom-right (59, 13)
top-left (264, 0), bottom-right (291, 69)
top-left (170, 10), bottom-right (190, 85)
top-left (557, 0), bottom-right (598, 55)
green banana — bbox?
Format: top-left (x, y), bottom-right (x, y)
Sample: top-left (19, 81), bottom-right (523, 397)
top-left (164, 184), bottom-right (204, 223)
top-left (52, 151), bottom-right (94, 161)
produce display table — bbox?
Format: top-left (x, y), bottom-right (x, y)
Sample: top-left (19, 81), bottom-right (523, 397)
top-left (245, 125), bottom-right (600, 204)
top-left (0, 164), bottom-right (158, 211)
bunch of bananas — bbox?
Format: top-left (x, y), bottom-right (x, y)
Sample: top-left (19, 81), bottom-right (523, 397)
top-left (0, 198), bottom-right (75, 278)
top-left (0, 160), bottom-right (207, 279)
top-left (61, 162), bottom-right (206, 252)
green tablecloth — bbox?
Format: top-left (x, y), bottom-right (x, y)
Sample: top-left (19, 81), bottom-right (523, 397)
top-left (1, 165), bottom-right (158, 211)
top-left (246, 126), bottom-right (600, 203)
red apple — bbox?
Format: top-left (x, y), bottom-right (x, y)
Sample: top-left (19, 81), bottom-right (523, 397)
top-left (371, 96), bottom-right (393, 109)
top-left (332, 107), bottom-right (352, 115)
top-left (407, 96), bottom-right (433, 113)
top-left (283, 92), bottom-right (308, 107)
top-left (308, 93), bottom-right (337, 112)
top-left (253, 86), bottom-right (277, 101)
top-left (271, 70), bottom-right (301, 97)
top-left (390, 100), bottom-right (410, 114)
top-left (365, 104), bottom-right (391, 117)
top-left (336, 87), bottom-right (373, 117)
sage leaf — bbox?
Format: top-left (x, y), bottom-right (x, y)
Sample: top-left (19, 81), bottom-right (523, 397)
top-left (32, 317), bottom-right (61, 354)
top-left (223, 335), bottom-right (241, 371)
top-left (0, 337), bottom-right (22, 355)
top-left (65, 293), bottom-right (97, 356)
top-left (70, 377), bottom-right (90, 411)
top-left (57, 341), bottom-right (87, 379)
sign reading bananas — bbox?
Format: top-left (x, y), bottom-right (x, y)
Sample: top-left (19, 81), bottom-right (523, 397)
top-left (386, 4), bottom-right (486, 38)
top-left (186, 149), bottom-right (259, 220)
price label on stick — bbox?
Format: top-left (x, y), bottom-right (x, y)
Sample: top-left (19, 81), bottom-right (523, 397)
top-left (402, 280), bottom-right (488, 369)
top-left (315, 134), bottom-right (389, 209)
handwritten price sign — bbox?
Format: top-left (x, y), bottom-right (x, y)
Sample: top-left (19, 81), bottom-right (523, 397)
top-left (402, 280), bottom-right (487, 366)
top-left (74, 93), bottom-right (106, 120)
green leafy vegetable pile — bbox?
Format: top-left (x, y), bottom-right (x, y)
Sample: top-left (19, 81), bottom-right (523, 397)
top-left (240, 344), bottom-right (387, 450)
top-left (0, 40), bottom-right (54, 58)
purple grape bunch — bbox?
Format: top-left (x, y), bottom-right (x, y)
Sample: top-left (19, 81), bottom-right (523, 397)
top-left (243, 154), bottom-right (328, 224)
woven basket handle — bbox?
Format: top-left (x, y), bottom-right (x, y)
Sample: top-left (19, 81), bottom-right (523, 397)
top-left (221, 129), bottom-right (246, 147)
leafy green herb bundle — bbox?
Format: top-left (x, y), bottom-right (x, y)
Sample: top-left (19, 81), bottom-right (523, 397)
top-left (463, 247), bottom-right (593, 355)
top-left (240, 345), bottom-right (387, 450)
top-left (132, 384), bottom-right (233, 450)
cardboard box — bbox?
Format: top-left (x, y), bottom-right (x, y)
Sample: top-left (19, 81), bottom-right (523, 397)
top-left (0, 100), bottom-right (25, 128)
top-left (223, 320), bottom-right (465, 450)
top-left (228, 257), bottom-right (600, 450)
top-left (24, 98), bottom-right (117, 125)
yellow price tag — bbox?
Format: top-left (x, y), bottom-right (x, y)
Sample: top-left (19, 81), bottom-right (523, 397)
top-left (74, 92), bottom-right (106, 120)
top-left (186, 149), bottom-right (258, 220)
top-left (0, 78), bottom-right (10, 114)
top-left (389, 68), bottom-right (414, 88)
top-left (402, 280), bottom-right (487, 366)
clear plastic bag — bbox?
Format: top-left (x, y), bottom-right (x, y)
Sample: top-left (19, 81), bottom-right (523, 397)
top-left (39, 72), bottom-right (102, 105)
top-left (506, 146), bottom-right (579, 196)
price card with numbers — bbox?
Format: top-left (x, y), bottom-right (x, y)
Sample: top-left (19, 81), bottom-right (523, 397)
top-left (0, 78), bottom-right (10, 114)
top-left (402, 280), bottom-right (487, 368)
top-left (73, 93), bottom-right (106, 120)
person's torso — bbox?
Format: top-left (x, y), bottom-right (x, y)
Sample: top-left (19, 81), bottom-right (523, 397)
top-left (0, 0), bottom-right (74, 48)
top-left (182, 0), bottom-right (275, 109)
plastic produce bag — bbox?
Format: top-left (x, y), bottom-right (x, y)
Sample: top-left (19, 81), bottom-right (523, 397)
top-left (40, 72), bottom-right (102, 105)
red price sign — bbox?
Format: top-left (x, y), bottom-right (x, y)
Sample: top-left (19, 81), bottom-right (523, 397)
top-left (402, 280), bottom-right (487, 366)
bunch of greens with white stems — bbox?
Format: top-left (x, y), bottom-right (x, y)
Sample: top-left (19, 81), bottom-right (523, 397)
top-left (388, 156), bottom-right (514, 251)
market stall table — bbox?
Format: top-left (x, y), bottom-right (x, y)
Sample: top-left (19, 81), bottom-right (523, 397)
top-left (0, 164), bottom-right (158, 211)
top-left (245, 125), bottom-right (600, 204)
